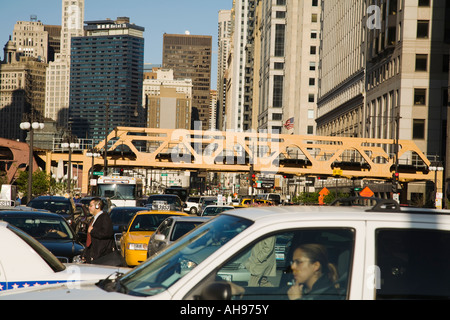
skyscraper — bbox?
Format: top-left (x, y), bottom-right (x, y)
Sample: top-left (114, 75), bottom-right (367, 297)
top-left (69, 17), bottom-right (145, 144)
top-left (162, 33), bottom-right (212, 130)
top-left (44, 0), bottom-right (84, 127)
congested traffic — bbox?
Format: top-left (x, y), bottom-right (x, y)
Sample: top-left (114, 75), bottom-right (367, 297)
top-left (2, 186), bottom-right (450, 300)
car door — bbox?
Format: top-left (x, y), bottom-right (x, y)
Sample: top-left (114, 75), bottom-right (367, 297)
top-left (364, 220), bottom-right (450, 300)
top-left (0, 261), bottom-right (7, 292)
top-left (178, 220), bottom-right (366, 300)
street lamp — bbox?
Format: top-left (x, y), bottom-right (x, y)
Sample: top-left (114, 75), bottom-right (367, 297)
top-left (61, 135), bottom-right (80, 195)
top-left (20, 117), bottom-right (45, 202)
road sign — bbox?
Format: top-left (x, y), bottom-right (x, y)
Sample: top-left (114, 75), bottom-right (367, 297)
top-left (161, 173), bottom-right (168, 177)
top-left (359, 187), bottom-right (374, 198)
top-left (319, 188), bottom-right (330, 196)
top-left (333, 169), bottom-right (343, 176)
top-left (93, 172), bottom-right (104, 176)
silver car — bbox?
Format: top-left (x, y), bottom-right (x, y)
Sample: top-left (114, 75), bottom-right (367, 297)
top-left (147, 216), bottom-right (210, 258)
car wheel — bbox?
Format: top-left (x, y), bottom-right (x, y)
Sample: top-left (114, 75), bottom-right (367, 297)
top-left (189, 207), bottom-right (198, 215)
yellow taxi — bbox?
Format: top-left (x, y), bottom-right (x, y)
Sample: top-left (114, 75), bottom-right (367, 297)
top-left (120, 209), bottom-right (188, 267)
top-left (233, 198), bottom-right (274, 208)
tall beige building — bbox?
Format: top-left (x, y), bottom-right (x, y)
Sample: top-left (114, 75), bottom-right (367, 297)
top-left (282, 0), bottom-right (321, 135)
top-left (0, 40), bottom-right (47, 140)
top-left (216, 10), bottom-right (232, 131)
top-left (143, 69), bottom-right (192, 130)
top-left (44, 0), bottom-right (84, 126)
top-left (11, 20), bottom-right (49, 63)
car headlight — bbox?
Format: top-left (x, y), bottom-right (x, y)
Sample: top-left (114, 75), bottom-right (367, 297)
top-left (127, 243), bottom-right (148, 251)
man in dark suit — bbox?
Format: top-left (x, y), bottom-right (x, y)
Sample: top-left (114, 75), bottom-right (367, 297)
top-left (82, 198), bottom-right (115, 264)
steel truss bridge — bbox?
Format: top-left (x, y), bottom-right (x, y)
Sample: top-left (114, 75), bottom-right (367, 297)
top-left (37, 127), bottom-right (442, 196)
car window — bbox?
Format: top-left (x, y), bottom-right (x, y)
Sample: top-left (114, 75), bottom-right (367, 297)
top-left (29, 200), bottom-right (71, 214)
top-left (194, 228), bottom-right (354, 300)
top-left (375, 228), bottom-right (450, 300)
top-left (1, 217), bottom-right (73, 240)
top-left (171, 221), bottom-right (203, 241)
top-left (7, 224), bottom-right (66, 272)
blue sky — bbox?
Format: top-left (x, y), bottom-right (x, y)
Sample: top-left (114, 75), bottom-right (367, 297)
top-left (0, 0), bottom-right (232, 89)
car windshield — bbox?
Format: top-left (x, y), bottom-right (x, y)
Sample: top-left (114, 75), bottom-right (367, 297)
top-left (129, 214), bottom-right (174, 232)
top-left (116, 215), bottom-right (253, 297)
top-left (28, 200), bottom-right (71, 215)
top-left (1, 216), bottom-right (74, 240)
top-left (98, 184), bottom-right (136, 200)
top-left (202, 207), bottom-right (234, 216)
top-left (110, 208), bottom-right (146, 225)
top-left (147, 195), bottom-right (180, 205)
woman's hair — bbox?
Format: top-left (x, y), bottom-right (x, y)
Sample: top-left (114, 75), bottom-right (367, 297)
top-left (297, 244), bottom-right (339, 285)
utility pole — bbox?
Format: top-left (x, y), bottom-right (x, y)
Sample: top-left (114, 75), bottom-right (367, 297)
top-left (104, 101), bottom-right (110, 176)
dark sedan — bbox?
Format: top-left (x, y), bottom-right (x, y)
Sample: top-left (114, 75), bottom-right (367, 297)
top-left (0, 210), bottom-right (84, 263)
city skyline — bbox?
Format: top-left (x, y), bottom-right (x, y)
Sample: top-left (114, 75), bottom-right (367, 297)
top-left (0, 0), bottom-right (231, 90)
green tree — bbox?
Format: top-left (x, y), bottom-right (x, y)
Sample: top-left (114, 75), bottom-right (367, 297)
top-left (16, 170), bottom-right (51, 198)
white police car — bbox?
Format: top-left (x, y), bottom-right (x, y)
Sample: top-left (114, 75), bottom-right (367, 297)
top-left (2, 199), bottom-right (450, 300)
top-left (0, 221), bottom-right (130, 292)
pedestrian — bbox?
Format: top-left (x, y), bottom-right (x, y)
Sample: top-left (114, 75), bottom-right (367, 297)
top-left (82, 197), bottom-right (115, 264)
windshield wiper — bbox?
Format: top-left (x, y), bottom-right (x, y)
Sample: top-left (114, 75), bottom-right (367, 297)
top-left (96, 272), bottom-right (128, 294)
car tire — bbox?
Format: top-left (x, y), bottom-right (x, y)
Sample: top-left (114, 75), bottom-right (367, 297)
top-left (189, 207), bottom-right (198, 215)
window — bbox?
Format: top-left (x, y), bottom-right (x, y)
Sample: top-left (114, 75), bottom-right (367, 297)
top-left (274, 24), bottom-right (286, 57)
top-left (198, 228), bottom-right (354, 300)
top-left (415, 54), bottom-right (428, 71)
top-left (273, 75), bottom-right (284, 108)
top-left (414, 89), bottom-right (426, 105)
top-left (312, 14), bottom-right (318, 23)
top-left (375, 229), bottom-right (450, 300)
top-left (417, 20), bottom-right (429, 38)
top-left (412, 119), bottom-right (425, 139)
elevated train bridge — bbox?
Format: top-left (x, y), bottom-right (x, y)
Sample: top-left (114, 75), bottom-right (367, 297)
top-left (34, 127), bottom-right (441, 200)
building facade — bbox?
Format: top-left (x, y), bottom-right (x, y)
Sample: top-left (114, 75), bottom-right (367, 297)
top-left (44, 0), bottom-right (84, 127)
top-left (0, 40), bottom-right (47, 141)
top-left (216, 10), bottom-right (232, 131)
top-left (282, 0), bottom-right (321, 136)
top-left (162, 34), bottom-right (212, 130)
top-left (11, 20), bottom-right (49, 63)
top-left (69, 17), bottom-right (145, 143)
top-left (143, 68), bottom-right (192, 130)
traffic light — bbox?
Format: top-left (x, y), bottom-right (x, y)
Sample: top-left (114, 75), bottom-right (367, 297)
top-left (283, 174), bottom-right (294, 179)
top-left (392, 172), bottom-right (399, 193)
top-left (120, 168), bottom-right (124, 176)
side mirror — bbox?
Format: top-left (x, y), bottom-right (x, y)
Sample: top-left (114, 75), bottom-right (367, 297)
top-left (154, 234), bottom-right (166, 242)
top-left (119, 225), bottom-right (128, 232)
top-left (200, 282), bottom-right (232, 300)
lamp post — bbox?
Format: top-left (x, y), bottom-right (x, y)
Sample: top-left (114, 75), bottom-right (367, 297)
top-left (430, 162), bottom-right (444, 209)
top-left (20, 116), bottom-right (45, 202)
top-left (61, 134), bottom-right (80, 195)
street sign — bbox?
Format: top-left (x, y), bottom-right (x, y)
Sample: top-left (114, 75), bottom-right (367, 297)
top-left (333, 169), bottom-right (343, 176)
top-left (93, 172), bottom-right (104, 176)
top-left (161, 173), bottom-right (168, 177)
top-left (359, 187), bottom-right (374, 198)
top-left (319, 188), bottom-right (330, 196)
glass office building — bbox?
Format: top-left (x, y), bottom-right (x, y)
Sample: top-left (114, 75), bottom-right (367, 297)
top-left (69, 18), bottom-right (145, 144)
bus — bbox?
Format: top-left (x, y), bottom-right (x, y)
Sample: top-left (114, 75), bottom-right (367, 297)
top-left (94, 175), bottom-right (144, 207)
